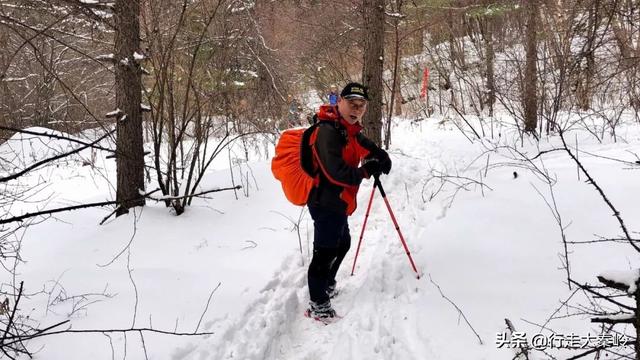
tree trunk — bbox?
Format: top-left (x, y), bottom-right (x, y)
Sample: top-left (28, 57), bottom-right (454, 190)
top-left (523, 0), bottom-right (538, 134)
top-left (578, 0), bottom-right (599, 110)
top-left (115, 0), bottom-right (145, 216)
top-left (385, 0), bottom-right (402, 150)
top-left (479, 14), bottom-right (495, 117)
top-left (362, 0), bottom-right (385, 146)
top-left (635, 280), bottom-right (640, 360)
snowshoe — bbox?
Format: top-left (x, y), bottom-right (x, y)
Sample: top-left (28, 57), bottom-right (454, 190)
top-left (304, 300), bottom-right (340, 324)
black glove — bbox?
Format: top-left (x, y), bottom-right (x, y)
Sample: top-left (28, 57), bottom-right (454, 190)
top-left (366, 148), bottom-right (392, 175)
top-left (361, 158), bottom-right (382, 178)
top-left (376, 149), bottom-right (392, 175)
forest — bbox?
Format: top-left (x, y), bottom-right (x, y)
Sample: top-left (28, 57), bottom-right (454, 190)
top-left (1, 0), bottom-right (640, 359)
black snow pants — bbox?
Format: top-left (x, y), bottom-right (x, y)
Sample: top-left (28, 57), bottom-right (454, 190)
top-left (307, 206), bottom-right (351, 304)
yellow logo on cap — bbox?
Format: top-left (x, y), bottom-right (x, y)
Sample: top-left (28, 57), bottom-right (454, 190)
top-left (352, 87), bottom-right (364, 94)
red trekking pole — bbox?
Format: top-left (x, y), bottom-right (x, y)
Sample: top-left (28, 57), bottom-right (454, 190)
top-left (374, 175), bottom-right (420, 279)
top-left (350, 185), bottom-right (376, 276)
top-left (351, 175), bottom-right (421, 279)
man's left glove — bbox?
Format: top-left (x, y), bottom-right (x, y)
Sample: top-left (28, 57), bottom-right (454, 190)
top-left (361, 158), bottom-right (382, 178)
top-left (367, 148), bottom-right (392, 175)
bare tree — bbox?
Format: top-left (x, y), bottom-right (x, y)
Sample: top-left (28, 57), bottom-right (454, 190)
top-left (362, 0), bottom-right (385, 146)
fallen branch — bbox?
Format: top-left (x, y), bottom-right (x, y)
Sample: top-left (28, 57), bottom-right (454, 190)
top-left (3, 326), bottom-right (214, 348)
top-left (0, 129), bottom-right (115, 184)
top-left (0, 189), bottom-right (161, 225)
top-left (194, 282), bottom-right (221, 333)
top-left (146, 186), bottom-right (242, 203)
top-left (428, 274), bottom-right (484, 345)
top-left (0, 126), bottom-right (116, 154)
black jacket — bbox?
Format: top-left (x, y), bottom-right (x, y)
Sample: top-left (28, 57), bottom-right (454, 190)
top-left (306, 106), bottom-right (379, 215)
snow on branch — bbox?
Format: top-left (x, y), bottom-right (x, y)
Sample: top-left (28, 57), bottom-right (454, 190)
top-left (591, 313), bottom-right (635, 324)
top-left (95, 54), bottom-right (116, 63)
top-left (598, 269), bottom-right (640, 294)
top-left (568, 279), bottom-right (635, 311)
top-left (105, 108), bottom-right (122, 118)
top-left (1, 74), bottom-right (37, 82)
top-left (75, 0), bottom-right (114, 9)
top-left (385, 11), bottom-right (406, 19)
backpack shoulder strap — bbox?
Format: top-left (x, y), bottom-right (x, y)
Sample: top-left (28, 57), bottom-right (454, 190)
top-left (300, 122), bottom-right (321, 177)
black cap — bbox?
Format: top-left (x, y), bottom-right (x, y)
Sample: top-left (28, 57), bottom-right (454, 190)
top-left (340, 82), bottom-right (369, 101)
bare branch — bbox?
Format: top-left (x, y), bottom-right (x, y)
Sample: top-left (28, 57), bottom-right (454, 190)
top-left (559, 131), bottom-right (639, 253)
top-left (0, 129), bottom-right (115, 184)
top-left (0, 189), bottom-right (161, 225)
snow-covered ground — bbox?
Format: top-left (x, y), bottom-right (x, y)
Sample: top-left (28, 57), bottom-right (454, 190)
top-left (2, 114), bottom-right (639, 359)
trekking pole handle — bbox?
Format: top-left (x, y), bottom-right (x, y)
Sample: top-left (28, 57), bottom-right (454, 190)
top-left (373, 174), bottom-right (386, 197)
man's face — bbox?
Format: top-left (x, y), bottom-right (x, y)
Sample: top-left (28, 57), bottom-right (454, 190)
top-left (337, 97), bottom-right (368, 124)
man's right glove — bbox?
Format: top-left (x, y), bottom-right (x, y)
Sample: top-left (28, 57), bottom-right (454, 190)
top-left (361, 158), bottom-right (382, 178)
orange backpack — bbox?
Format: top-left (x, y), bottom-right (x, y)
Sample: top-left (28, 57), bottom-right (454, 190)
top-left (271, 123), bottom-right (320, 206)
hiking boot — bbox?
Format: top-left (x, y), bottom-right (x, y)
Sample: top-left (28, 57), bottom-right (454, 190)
top-left (305, 300), bottom-right (337, 320)
top-left (327, 284), bottom-right (339, 299)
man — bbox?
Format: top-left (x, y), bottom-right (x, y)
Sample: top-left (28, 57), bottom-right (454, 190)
top-left (305, 82), bottom-right (391, 322)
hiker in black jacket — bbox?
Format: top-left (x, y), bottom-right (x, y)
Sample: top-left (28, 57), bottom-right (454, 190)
top-left (304, 82), bottom-right (392, 322)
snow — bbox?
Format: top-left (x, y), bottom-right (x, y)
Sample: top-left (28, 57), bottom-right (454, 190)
top-left (96, 54), bottom-right (115, 61)
top-left (594, 313), bottom-right (634, 321)
top-left (599, 269), bottom-right (640, 293)
top-left (239, 69), bottom-right (258, 78)
top-left (3, 115), bottom-right (640, 359)
top-left (105, 108), bottom-right (121, 117)
top-left (1, 127), bottom-right (84, 176)
top-left (133, 52), bottom-right (145, 61)
top-left (2, 76), bottom-right (31, 82)
top-left (385, 12), bottom-right (405, 18)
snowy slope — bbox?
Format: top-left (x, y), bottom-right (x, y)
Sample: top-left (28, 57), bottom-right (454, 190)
top-left (3, 116), bottom-right (640, 359)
